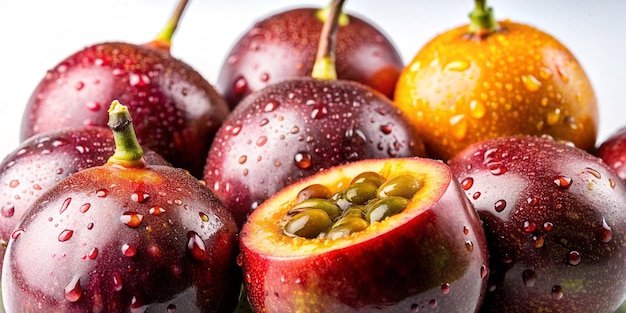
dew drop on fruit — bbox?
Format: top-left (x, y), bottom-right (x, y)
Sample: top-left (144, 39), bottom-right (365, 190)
top-left (461, 177), bottom-right (473, 190)
top-left (11, 227), bottom-right (24, 239)
top-left (556, 65), bottom-right (569, 83)
top-left (167, 304), bottom-right (177, 313)
top-left (131, 192), bottom-right (150, 203)
top-left (444, 60), bottom-right (470, 72)
top-left (233, 77), bottom-right (248, 95)
top-left (86, 101), bottom-right (101, 111)
top-left (410, 303), bottom-right (420, 312)
top-left (449, 114), bottom-right (467, 140)
top-left (1, 205), bottom-right (15, 218)
top-left (472, 192), bottom-right (481, 200)
top-left (599, 217), bottom-right (613, 243)
top-left (9, 179), bottom-right (19, 188)
top-left (543, 222), bottom-right (554, 232)
top-left (294, 152), bottom-right (312, 169)
top-left (523, 221), bottom-right (537, 233)
top-left (310, 102), bottom-right (329, 119)
top-left (521, 74), bottom-right (541, 92)
top-left (480, 264), bottom-right (488, 279)
top-left (236, 253), bottom-right (244, 266)
top-left (494, 199), bottom-right (506, 212)
top-left (553, 176), bottom-right (572, 189)
top-left (87, 222), bottom-right (94, 230)
top-left (64, 276), bottom-right (82, 302)
top-left (199, 212), bottom-right (210, 222)
top-left (150, 206), bottom-right (165, 216)
top-left (465, 240), bottom-right (474, 252)
top-left (488, 163), bottom-right (507, 175)
top-left (463, 225), bottom-right (470, 235)
top-left (187, 231), bottom-right (208, 261)
top-left (263, 99), bottom-right (280, 112)
top-left (567, 250), bottom-right (581, 265)
top-left (122, 243), bottom-right (137, 257)
top-left (96, 189), bottom-right (109, 198)
top-left (551, 285), bottom-right (564, 300)
top-left (113, 272), bottom-right (123, 291)
top-left (379, 123), bottom-right (393, 134)
top-left (609, 178), bottom-right (616, 189)
top-left (533, 235), bottom-right (544, 248)
top-left (429, 299), bottom-right (437, 308)
top-left (59, 197), bottom-right (72, 214)
top-left (58, 229), bottom-right (74, 242)
top-left (88, 247), bottom-right (98, 259)
top-left (522, 269), bottom-right (536, 287)
top-left (120, 212), bottom-right (144, 228)
top-left (74, 81), bottom-right (85, 91)
top-left (585, 167), bottom-right (601, 179)
top-left (238, 155), bottom-right (247, 164)
top-left (441, 283), bottom-right (451, 295)
top-left (256, 136), bottom-right (268, 147)
top-left (469, 100), bottom-right (486, 119)
top-left (79, 203), bottom-right (91, 213)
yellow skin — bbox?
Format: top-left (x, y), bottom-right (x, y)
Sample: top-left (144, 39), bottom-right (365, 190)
top-left (394, 19), bottom-right (598, 161)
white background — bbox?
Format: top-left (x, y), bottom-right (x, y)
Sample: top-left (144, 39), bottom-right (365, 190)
top-left (0, 0), bottom-right (624, 160)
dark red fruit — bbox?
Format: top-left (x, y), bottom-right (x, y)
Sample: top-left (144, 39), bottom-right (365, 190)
top-left (204, 0), bottom-right (425, 228)
top-left (596, 126), bottom-right (626, 182)
top-left (0, 126), bottom-right (169, 272)
top-left (19, 0), bottom-right (229, 177)
top-left (2, 101), bottom-right (240, 312)
top-left (239, 157), bottom-right (489, 312)
top-left (448, 135), bottom-right (626, 313)
top-left (217, 2), bottom-right (403, 109)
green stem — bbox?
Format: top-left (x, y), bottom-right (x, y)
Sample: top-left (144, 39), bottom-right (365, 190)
top-left (468, 0), bottom-right (498, 35)
top-left (311, 0), bottom-right (346, 80)
top-left (106, 100), bottom-right (146, 168)
top-left (146, 0), bottom-right (190, 51)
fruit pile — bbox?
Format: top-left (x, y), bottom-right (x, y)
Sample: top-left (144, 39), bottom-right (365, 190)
top-left (1, 0), bottom-right (625, 312)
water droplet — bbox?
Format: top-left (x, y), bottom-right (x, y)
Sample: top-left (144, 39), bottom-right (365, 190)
top-left (551, 285), bottom-right (564, 300)
top-left (488, 163), bottom-right (507, 175)
top-left (1, 205), bottom-right (15, 218)
top-left (522, 74), bottom-right (541, 92)
top-left (522, 269), bottom-right (536, 287)
top-left (441, 283), bottom-right (451, 294)
top-left (79, 203), bottom-right (91, 213)
top-left (199, 212), bottom-right (210, 222)
top-left (539, 66), bottom-right (553, 79)
top-left (599, 218), bottom-right (613, 243)
top-left (120, 212), bottom-right (144, 228)
top-left (461, 177), bottom-right (473, 190)
top-left (523, 221), bottom-right (537, 233)
top-left (150, 206), bottom-right (165, 215)
top-left (410, 303), bottom-right (420, 312)
top-left (59, 197), bottom-right (72, 214)
top-left (87, 222), bottom-right (94, 230)
top-left (543, 222), bottom-right (554, 232)
top-left (58, 229), bottom-right (74, 242)
top-left (238, 155), bottom-right (247, 164)
top-left (96, 189), bottom-right (109, 198)
top-left (465, 240), bottom-right (474, 252)
top-left (129, 72), bottom-right (150, 87)
top-left (112, 272), bottom-right (123, 291)
top-left (494, 199), bottom-right (506, 212)
top-left (463, 226), bottom-right (470, 235)
top-left (556, 66), bottom-right (569, 83)
top-left (187, 231), bottom-right (208, 261)
top-left (533, 235), bottom-right (544, 248)
top-left (553, 176), bottom-right (572, 189)
top-left (263, 99), bottom-right (280, 112)
top-left (469, 100), bottom-right (486, 119)
top-left (167, 304), bottom-right (177, 313)
top-left (480, 264), bottom-right (488, 278)
top-left (444, 60), bottom-right (470, 71)
top-left (472, 192), bottom-right (481, 200)
top-left (64, 276), bottom-right (82, 302)
top-left (122, 243), bottom-right (137, 257)
top-left (130, 295), bottom-right (147, 313)
top-left (9, 180), bottom-right (19, 188)
top-left (131, 192), bottom-right (150, 203)
top-left (233, 77), bottom-right (248, 95)
top-left (11, 227), bottom-right (24, 239)
top-left (294, 152), bottom-right (312, 169)
top-left (74, 81), bottom-right (85, 91)
top-left (379, 123), bottom-right (393, 135)
top-left (256, 136), bottom-right (268, 147)
top-left (88, 247), bottom-right (98, 259)
top-left (449, 114), bottom-right (467, 140)
top-left (86, 101), bottom-right (101, 111)
top-left (567, 250), bottom-right (581, 265)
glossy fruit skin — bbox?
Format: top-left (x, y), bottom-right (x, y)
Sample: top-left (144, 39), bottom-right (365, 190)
top-left (394, 20), bottom-right (598, 161)
top-left (596, 126), bottom-right (626, 182)
top-left (448, 135), bottom-right (626, 313)
top-left (0, 126), bottom-right (169, 272)
top-left (217, 7), bottom-right (404, 109)
top-left (204, 78), bottom-right (426, 227)
top-left (19, 42), bottom-right (229, 177)
top-left (2, 165), bottom-right (240, 312)
top-left (239, 158), bottom-right (489, 313)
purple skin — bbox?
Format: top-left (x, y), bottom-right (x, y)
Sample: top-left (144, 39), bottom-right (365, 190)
top-left (448, 135), bottom-right (626, 313)
top-left (217, 7), bottom-right (404, 109)
top-left (596, 126), bottom-right (626, 183)
top-left (0, 126), bottom-right (169, 272)
top-left (19, 42), bottom-right (229, 178)
top-left (203, 77), bottom-right (426, 227)
top-left (2, 165), bottom-right (240, 312)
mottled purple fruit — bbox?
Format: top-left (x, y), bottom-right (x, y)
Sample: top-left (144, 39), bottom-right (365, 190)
top-left (448, 135), bottom-right (626, 313)
top-left (2, 101), bottom-right (240, 312)
top-left (596, 126), bottom-right (626, 183)
top-left (19, 0), bottom-right (229, 177)
top-left (0, 126), bottom-right (169, 272)
top-left (217, 5), bottom-right (403, 109)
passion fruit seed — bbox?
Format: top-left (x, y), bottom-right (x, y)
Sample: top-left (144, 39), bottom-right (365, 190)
top-left (283, 209), bottom-right (332, 239)
top-left (282, 172), bottom-right (421, 239)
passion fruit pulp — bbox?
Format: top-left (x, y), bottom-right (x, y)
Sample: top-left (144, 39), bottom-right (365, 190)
top-left (239, 157), bottom-right (489, 313)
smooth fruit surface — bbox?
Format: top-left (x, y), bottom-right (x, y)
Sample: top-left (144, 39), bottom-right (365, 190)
top-left (217, 7), bottom-right (403, 108)
top-left (204, 78), bottom-right (426, 227)
top-left (596, 126), bottom-right (626, 182)
top-left (394, 20), bottom-right (598, 161)
top-left (19, 42), bottom-right (229, 177)
top-left (448, 135), bottom-right (626, 313)
top-left (0, 126), bottom-right (168, 272)
top-left (239, 157), bottom-right (489, 313)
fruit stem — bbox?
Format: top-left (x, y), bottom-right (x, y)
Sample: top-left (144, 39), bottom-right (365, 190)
top-left (145, 0), bottom-right (190, 51)
top-left (468, 0), bottom-right (498, 37)
top-left (106, 100), bottom-right (147, 168)
top-left (311, 0), bottom-right (346, 80)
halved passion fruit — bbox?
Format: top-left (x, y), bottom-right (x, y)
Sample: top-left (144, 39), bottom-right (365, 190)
top-left (238, 157), bottom-right (489, 313)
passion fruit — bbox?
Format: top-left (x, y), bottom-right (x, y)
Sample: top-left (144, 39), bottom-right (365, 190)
top-left (393, 0), bottom-right (598, 161)
top-left (238, 157), bottom-right (489, 313)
